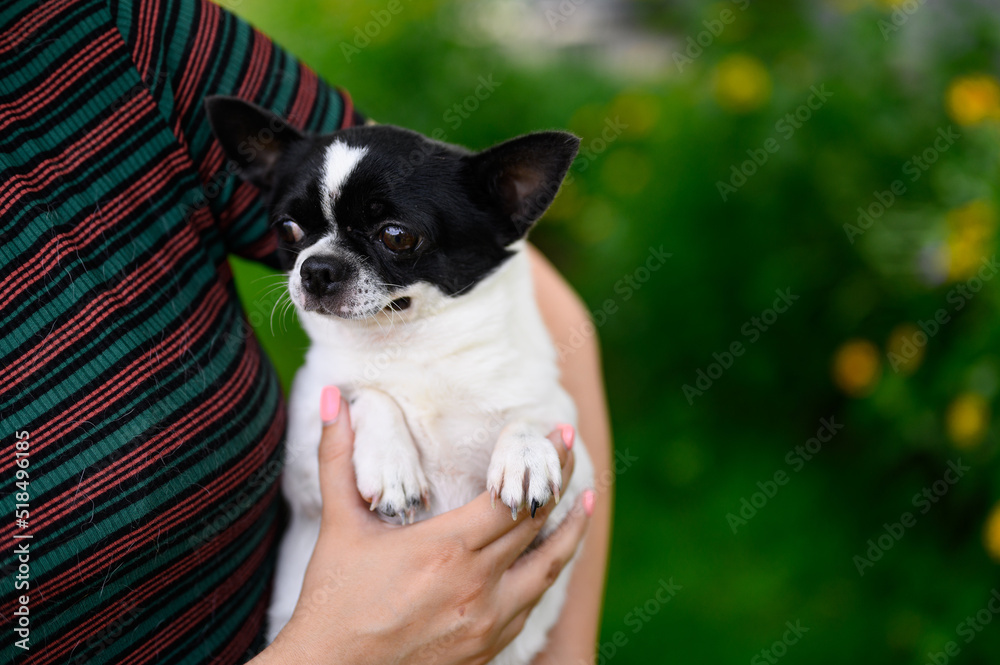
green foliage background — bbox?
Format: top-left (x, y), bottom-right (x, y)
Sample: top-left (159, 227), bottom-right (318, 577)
top-left (225, 0), bottom-right (1000, 662)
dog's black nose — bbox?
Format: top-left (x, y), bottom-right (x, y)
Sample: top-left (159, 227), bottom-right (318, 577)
top-left (300, 256), bottom-right (349, 297)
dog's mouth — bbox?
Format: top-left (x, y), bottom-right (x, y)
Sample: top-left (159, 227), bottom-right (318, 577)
top-left (295, 285), bottom-right (412, 318)
top-left (306, 297), bottom-right (411, 320)
top-left (385, 297), bottom-right (411, 312)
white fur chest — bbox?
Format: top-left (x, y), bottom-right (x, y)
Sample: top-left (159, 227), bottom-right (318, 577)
top-left (285, 251), bottom-right (576, 516)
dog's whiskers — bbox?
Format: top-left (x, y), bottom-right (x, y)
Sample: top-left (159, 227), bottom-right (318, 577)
top-left (281, 297), bottom-right (296, 332)
top-left (269, 291), bottom-right (286, 336)
top-left (260, 283), bottom-right (290, 300)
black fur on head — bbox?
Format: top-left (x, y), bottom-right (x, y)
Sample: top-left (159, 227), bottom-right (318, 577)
top-left (204, 95), bottom-right (579, 317)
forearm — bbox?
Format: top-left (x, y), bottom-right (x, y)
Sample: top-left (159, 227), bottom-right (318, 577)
top-left (527, 245), bottom-right (612, 664)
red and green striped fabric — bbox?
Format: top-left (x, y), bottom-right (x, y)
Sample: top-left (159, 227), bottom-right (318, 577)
top-left (1, 1), bottom-right (357, 662)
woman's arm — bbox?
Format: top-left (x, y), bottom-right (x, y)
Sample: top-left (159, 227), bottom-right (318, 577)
top-left (527, 245), bottom-right (613, 664)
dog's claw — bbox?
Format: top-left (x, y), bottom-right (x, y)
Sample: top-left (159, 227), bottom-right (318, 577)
top-left (487, 426), bottom-right (563, 528)
top-left (369, 494), bottom-right (381, 512)
top-left (490, 489), bottom-right (497, 510)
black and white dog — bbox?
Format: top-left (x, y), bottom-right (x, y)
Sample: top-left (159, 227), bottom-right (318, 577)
top-left (205, 96), bottom-right (594, 664)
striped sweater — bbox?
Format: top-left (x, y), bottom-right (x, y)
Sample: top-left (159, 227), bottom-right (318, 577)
top-left (0, 0), bottom-right (359, 662)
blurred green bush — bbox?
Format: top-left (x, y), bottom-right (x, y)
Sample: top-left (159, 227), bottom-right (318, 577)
top-left (226, 0), bottom-right (1000, 662)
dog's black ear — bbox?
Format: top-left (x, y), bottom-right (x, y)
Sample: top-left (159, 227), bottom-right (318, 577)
top-left (203, 95), bottom-right (304, 191)
top-left (469, 131), bottom-right (580, 243)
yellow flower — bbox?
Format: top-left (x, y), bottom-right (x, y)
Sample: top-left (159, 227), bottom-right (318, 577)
top-left (608, 92), bottom-right (661, 140)
top-left (984, 502), bottom-right (1000, 563)
top-left (946, 200), bottom-right (996, 281)
top-left (713, 54), bottom-right (771, 113)
top-left (832, 339), bottom-right (881, 397)
top-left (886, 324), bottom-right (924, 375)
top-left (946, 75), bottom-right (1000, 126)
top-left (946, 393), bottom-right (990, 449)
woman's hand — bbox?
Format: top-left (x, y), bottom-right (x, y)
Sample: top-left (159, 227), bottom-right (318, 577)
top-left (253, 388), bottom-right (593, 665)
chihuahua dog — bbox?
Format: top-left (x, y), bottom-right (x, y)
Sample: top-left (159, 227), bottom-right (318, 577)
top-left (205, 96), bottom-right (594, 664)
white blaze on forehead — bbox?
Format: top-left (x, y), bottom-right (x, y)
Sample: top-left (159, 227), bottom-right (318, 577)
top-left (320, 140), bottom-right (368, 223)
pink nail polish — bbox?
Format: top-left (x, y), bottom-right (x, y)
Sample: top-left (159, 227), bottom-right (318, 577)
top-left (582, 489), bottom-right (596, 516)
top-left (321, 386), bottom-right (341, 423)
top-left (557, 424), bottom-right (575, 450)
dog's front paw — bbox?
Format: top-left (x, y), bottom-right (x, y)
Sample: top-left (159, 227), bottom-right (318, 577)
top-left (351, 390), bottom-right (430, 524)
top-left (354, 439), bottom-right (430, 524)
top-left (486, 423), bottom-right (562, 520)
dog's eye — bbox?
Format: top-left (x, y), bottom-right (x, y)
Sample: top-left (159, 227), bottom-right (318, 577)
top-left (278, 219), bottom-right (304, 243)
top-left (379, 225), bottom-right (418, 253)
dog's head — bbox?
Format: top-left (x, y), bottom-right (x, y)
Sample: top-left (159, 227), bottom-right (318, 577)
top-left (204, 96), bottom-right (578, 321)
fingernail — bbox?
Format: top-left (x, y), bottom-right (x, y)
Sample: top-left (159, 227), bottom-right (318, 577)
top-left (557, 424), bottom-right (575, 450)
top-left (321, 386), bottom-right (341, 424)
top-left (582, 489), bottom-right (596, 517)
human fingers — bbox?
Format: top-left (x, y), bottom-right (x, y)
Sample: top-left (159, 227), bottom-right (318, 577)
top-left (498, 490), bottom-right (593, 616)
top-left (430, 426), bottom-right (576, 552)
top-left (482, 431), bottom-right (577, 568)
top-left (315, 386), bottom-right (370, 526)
